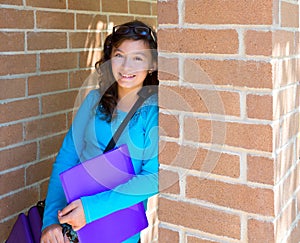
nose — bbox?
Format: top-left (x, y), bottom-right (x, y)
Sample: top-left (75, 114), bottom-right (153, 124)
top-left (121, 56), bottom-right (133, 71)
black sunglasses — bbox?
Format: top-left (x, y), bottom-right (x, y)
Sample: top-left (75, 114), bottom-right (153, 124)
top-left (112, 25), bottom-right (156, 42)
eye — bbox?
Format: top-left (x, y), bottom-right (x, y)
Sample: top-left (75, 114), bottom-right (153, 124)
top-left (133, 55), bottom-right (144, 62)
top-left (114, 52), bottom-right (124, 58)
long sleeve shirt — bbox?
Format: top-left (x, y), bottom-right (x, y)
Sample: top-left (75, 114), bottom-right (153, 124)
top-left (42, 89), bottom-right (159, 243)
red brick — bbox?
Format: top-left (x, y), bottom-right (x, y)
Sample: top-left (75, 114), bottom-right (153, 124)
top-left (0, 54), bottom-right (36, 75)
top-left (76, 14), bottom-right (107, 30)
top-left (0, 186), bottom-right (39, 219)
top-left (247, 155), bottom-right (274, 185)
top-left (68, 0), bottom-right (100, 11)
top-left (248, 218), bottom-right (274, 243)
top-left (41, 91), bottom-right (78, 114)
top-left (159, 169), bottom-right (180, 194)
top-left (26, 0), bottom-right (66, 9)
top-left (0, 32), bottom-right (24, 52)
top-left (36, 11), bottom-right (74, 29)
top-left (69, 69), bottom-right (92, 88)
top-left (184, 119), bottom-right (273, 152)
top-left (28, 73), bottom-right (68, 95)
top-left (26, 159), bottom-right (53, 185)
top-left (27, 32), bottom-right (67, 50)
top-left (0, 78), bottom-right (25, 99)
top-left (157, 0), bottom-right (178, 24)
top-left (40, 134), bottom-right (64, 158)
top-left (0, 143), bottom-right (37, 171)
top-left (79, 50), bottom-right (102, 68)
top-left (159, 113), bottom-right (180, 138)
top-left (159, 197), bottom-right (241, 239)
top-left (0, 217), bottom-right (17, 243)
top-left (0, 98), bottom-right (39, 123)
top-left (151, 2), bottom-right (157, 16)
top-left (281, 2), bottom-right (299, 28)
top-left (186, 176), bottom-right (274, 216)
top-left (158, 29), bottom-right (238, 54)
top-left (129, 1), bottom-right (151, 15)
top-left (0, 0), bottom-right (22, 4)
top-left (159, 228), bottom-right (179, 242)
top-left (24, 114), bottom-right (66, 140)
top-left (0, 8), bottom-right (34, 29)
top-left (247, 94), bottom-right (273, 120)
top-left (245, 31), bottom-right (272, 56)
top-left (69, 32), bottom-right (101, 49)
top-left (40, 52), bottom-right (77, 71)
top-left (0, 124), bottom-right (23, 148)
top-left (102, 0), bottom-right (128, 13)
top-left (185, 0), bottom-right (272, 25)
top-left (0, 168), bottom-right (25, 195)
top-left (187, 236), bottom-right (219, 243)
top-left (190, 60), bottom-right (273, 89)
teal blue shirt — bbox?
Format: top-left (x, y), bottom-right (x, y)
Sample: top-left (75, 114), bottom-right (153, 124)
top-left (42, 89), bottom-right (159, 243)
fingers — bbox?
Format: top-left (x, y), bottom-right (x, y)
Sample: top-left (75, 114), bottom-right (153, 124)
top-left (40, 224), bottom-right (64, 243)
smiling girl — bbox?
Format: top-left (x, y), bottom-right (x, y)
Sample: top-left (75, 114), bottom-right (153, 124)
top-left (41, 20), bottom-right (158, 243)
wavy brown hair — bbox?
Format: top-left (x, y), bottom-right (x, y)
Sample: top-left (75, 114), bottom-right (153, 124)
top-left (95, 20), bottom-right (158, 122)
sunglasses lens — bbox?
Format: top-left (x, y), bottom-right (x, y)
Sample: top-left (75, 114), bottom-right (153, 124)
top-left (114, 26), bottom-right (130, 34)
top-left (134, 27), bottom-right (149, 36)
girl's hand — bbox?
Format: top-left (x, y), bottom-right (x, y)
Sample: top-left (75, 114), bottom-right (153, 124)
top-left (41, 224), bottom-right (70, 243)
top-left (58, 199), bottom-right (86, 231)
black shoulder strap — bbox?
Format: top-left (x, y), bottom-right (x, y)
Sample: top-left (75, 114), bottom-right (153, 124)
top-left (103, 86), bottom-right (157, 153)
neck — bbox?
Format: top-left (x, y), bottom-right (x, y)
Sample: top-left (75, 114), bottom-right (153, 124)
top-left (117, 87), bottom-right (141, 112)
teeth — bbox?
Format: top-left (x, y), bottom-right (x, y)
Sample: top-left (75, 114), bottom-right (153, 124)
top-left (122, 74), bottom-right (135, 78)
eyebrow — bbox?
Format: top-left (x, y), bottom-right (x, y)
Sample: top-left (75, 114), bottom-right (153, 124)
top-left (114, 48), bottom-right (147, 57)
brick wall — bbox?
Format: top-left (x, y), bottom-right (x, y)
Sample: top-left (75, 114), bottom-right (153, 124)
top-left (0, 1), bottom-right (157, 242)
top-left (157, 0), bottom-right (300, 242)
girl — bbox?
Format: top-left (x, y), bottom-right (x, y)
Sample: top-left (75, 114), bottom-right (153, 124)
top-left (41, 20), bottom-right (158, 243)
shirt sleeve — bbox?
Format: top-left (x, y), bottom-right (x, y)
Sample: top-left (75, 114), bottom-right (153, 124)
top-left (42, 90), bottom-right (100, 230)
top-left (81, 102), bottom-right (159, 224)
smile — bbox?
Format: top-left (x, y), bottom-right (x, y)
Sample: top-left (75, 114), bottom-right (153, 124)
top-left (120, 73), bottom-right (136, 79)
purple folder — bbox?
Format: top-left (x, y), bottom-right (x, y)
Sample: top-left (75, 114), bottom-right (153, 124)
top-left (59, 144), bottom-right (148, 243)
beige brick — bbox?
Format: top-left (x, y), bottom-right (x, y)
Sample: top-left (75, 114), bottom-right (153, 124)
top-left (36, 11), bottom-right (74, 29)
top-left (69, 69), bottom-right (92, 88)
top-left (27, 32), bottom-right (67, 50)
top-left (0, 32), bottom-right (24, 52)
top-left (0, 0), bottom-right (22, 4)
top-left (0, 124), bottom-right (23, 148)
top-left (28, 73), bottom-right (68, 95)
top-left (102, 0), bottom-right (128, 13)
top-left (0, 168), bottom-right (25, 195)
top-left (185, 0), bottom-right (272, 25)
top-left (24, 114), bottom-right (66, 140)
top-left (247, 155), bottom-right (274, 185)
top-left (0, 98), bottom-right (39, 123)
top-left (245, 30), bottom-right (272, 56)
top-left (159, 113), bottom-right (180, 138)
top-left (0, 78), bottom-right (25, 99)
top-left (79, 50), bottom-right (102, 69)
top-left (159, 169), bottom-right (180, 194)
top-left (159, 228), bottom-right (179, 242)
top-left (0, 54), bottom-right (36, 75)
top-left (108, 16), bottom-right (134, 27)
top-left (0, 9), bottom-right (34, 29)
top-left (158, 56), bottom-right (179, 81)
top-left (26, 0), bottom-right (66, 9)
top-left (186, 176), bottom-right (274, 216)
top-left (0, 186), bottom-right (39, 219)
top-left (281, 2), bottom-right (299, 28)
top-left (129, 1), bottom-right (151, 15)
top-left (272, 30), bottom-right (296, 57)
top-left (76, 14), bottom-right (107, 30)
top-left (40, 52), bottom-right (77, 71)
top-left (157, 0), bottom-right (178, 24)
top-left (68, 0), bottom-right (100, 11)
top-left (248, 219), bottom-right (274, 243)
top-left (158, 29), bottom-right (238, 54)
top-left (159, 197), bottom-right (241, 239)
top-left (247, 94), bottom-right (273, 120)
top-left (184, 118), bottom-right (273, 152)
top-left (190, 60), bottom-right (273, 89)
top-left (0, 143), bottom-right (37, 171)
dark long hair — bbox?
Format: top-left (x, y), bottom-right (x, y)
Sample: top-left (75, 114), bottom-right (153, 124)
top-left (95, 20), bottom-right (158, 122)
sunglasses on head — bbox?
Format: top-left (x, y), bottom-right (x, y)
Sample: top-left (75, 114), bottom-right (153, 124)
top-left (112, 25), bottom-right (156, 42)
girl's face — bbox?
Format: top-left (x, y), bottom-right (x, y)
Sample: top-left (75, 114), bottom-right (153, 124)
top-left (111, 39), bottom-right (154, 96)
